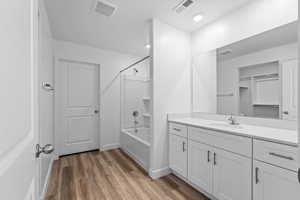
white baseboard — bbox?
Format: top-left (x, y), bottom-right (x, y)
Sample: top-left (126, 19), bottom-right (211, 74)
top-left (40, 156), bottom-right (55, 200)
top-left (149, 167), bottom-right (171, 179)
top-left (101, 143), bottom-right (120, 151)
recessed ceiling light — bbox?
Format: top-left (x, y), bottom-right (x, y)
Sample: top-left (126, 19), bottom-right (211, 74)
top-left (145, 44), bottom-right (151, 49)
top-left (193, 14), bottom-right (203, 22)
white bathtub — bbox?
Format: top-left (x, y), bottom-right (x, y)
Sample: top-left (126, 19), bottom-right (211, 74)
top-left (120, 127), bottom-right (151, 171)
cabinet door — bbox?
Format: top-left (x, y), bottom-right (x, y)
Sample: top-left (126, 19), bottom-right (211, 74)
top-left (213, 148), bottom-right (252, 200)
top-left (169, 134), bottom-right (187, 178)
top-left (188, 140), bottom-right (213, 193)
top-left (253, 160), bottom-right (300, 200)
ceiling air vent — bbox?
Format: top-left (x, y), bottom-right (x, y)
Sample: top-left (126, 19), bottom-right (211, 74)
top-left (93, 0), bottom-right (117, 17)
top-left (174, 0), bottom-right (195, 14)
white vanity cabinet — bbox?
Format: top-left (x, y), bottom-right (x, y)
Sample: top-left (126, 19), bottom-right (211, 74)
top-left (168, 121), bottom-right (299, 200)
top-left (212, 147), bottom-right (252, 200)
top-left (188, 127), bottom-right (252, 200)
top-left (253, 160), bottom-right (300, 200)
top-left (169, 123), bottom-right (188, 178)
top-left (188, 140), bottom-right (252, 200)
top-left (253, 139), bottom-right (300, 200)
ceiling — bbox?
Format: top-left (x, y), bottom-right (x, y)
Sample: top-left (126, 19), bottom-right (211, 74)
top-left (218, 22), bottom-right (298, 61)
top-left (45, 0), bottom-right (252, 56)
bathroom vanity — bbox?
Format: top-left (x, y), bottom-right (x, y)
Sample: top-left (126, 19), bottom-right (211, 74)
top-left (168, 118), bottom-right (299, 200)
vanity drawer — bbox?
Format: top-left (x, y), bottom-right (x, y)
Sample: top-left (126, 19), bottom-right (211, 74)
top-left (253, 139), bottom-right (298, 172)
top-left (189, 127), bottom-right (252, 157)
top-left (169, 123), bottom-right (188, 137)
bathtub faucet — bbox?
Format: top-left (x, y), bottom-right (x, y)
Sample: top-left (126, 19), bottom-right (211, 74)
top-left (134, 120), bottom-right (139, 133)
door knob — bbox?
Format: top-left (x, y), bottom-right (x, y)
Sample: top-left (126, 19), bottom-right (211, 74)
top-left (94, 110), bottom-right (99, 114)
top-left (36, 144), bottom-right (54, 158)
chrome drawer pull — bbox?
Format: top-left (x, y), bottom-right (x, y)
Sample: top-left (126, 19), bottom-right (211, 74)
top-left (255, 167), bottom-right (259, 184)
top-left (182, 142), bottom-right (186, 152)
top-left (269, 152), bottom-right (294, 161)
top-left (207, 151), bottom-right (210, 163)
top-left (173, 128), bottom-right (181, 132)
top-left (214, 153), bottom-right (217, 165)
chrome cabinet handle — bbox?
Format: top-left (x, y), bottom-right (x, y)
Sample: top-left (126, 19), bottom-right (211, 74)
top-left (213, 153), bottom-right (217, 165)
top-left (173, 128), bottom-right (181, 132)
top-left (182, 142), bottom-right (186, 152)
top-left (207, 151), bottom-right (210, 163)
top-left (269, 152), bottom-right (294, 161)
top-left (255, 167), bottom-right (259, 184)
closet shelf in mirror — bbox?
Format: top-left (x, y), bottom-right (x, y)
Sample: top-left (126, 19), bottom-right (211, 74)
top-left (217, 93), bottom-right (234, 97)
top-left (252, 103), bottom-right (279, 106)
top-left (142, 97), bottom-right (151, 101)
top-left (143, 113), bottom-right (151, 117)
top-left (239, 72), bottom-right (279, 81)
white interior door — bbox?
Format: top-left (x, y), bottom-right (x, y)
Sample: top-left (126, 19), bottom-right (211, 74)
top-left (282, 59), bottom-right (298, 120)
top-left (0, 0), bottom-right (39, 199)
top-left (56, 60), bottom-right (100, 156)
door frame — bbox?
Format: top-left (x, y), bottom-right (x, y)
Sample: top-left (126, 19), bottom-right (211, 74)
top-left (33, 0), bottom-right (40, 198)
top-left (54, 58), bottom-right (101, 157)
top-left (298, 6), bottom-right (300, 182)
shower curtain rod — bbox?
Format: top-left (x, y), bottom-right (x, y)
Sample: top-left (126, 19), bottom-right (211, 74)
top-left (120, 56), bottom-right (150, 73)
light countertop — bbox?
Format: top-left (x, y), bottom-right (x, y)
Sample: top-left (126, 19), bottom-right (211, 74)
top-left (168, 117), bottom-right (298, 147)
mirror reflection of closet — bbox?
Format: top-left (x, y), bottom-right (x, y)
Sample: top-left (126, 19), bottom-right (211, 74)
top-left (217, 22), bottom-right (298, 120)
top-left (238, 61), bottom-right (280, 119)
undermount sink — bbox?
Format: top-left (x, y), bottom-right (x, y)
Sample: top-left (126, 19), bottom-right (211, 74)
top-left (209, 122), bottom-right (243, 129)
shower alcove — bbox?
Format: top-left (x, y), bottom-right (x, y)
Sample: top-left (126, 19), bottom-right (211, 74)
top-left (120, 57), bottom-right (152, 171)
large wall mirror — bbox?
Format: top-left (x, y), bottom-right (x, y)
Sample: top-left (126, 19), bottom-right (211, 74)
top-left (217, 22), bottom-right (298, 120)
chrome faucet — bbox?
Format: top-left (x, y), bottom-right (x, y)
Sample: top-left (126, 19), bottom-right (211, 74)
top-left (228, 114), bottom-right (239, 125)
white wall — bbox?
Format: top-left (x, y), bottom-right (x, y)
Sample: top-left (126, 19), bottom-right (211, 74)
top-left (192, 50), bottom-right (217, 112)
top-left (38, 0), bottom-right (54, 197)
top-left (192, 0), bottom-right (298, 54)
top-left (191, 0), bottom-right (298, 113)
top-left (150, 19), bottom-right (191, 178)
top-left (218, 43), bottom-right (297, 115)
top-left (53, 40), bottom-right (139, 151)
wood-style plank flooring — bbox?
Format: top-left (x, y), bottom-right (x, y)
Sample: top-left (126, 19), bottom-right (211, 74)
top-left (45, 149), bottom-right (209, 200)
